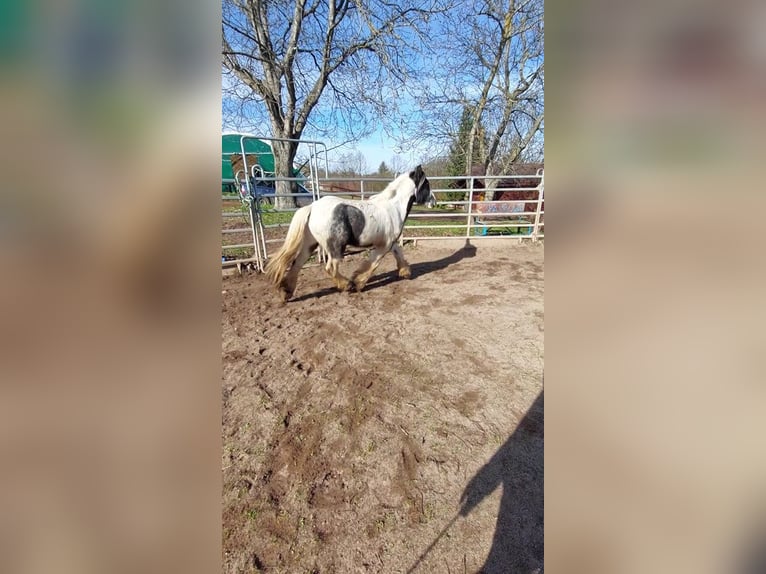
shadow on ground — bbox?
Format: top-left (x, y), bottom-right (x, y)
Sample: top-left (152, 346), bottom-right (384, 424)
top-left (458, 391), bottom-right (544, 573)
top-left (366, 241), bottom-right (477, 290)
top-left (290, 242), bottom-right (478, 303)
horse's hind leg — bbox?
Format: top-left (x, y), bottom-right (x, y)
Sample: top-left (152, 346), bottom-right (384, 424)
top-left (351, 246), bottom-right (390, 292)
top-left (324, 256), bottom-right (352, 292)
top-left (391, 243), bottom-right (411, 279)
top-left (280, 241), bottom-right (317, 301)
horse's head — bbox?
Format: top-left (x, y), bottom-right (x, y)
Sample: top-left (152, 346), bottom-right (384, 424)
top-left (409, 165), bottom-right (432, 205)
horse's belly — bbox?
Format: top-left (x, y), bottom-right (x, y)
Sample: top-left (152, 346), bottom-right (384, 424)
top-left (354, 226), bottom-right (384, 248)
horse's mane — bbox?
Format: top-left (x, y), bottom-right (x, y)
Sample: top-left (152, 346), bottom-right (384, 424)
top-left (373, 172), bottom-right (410, 201)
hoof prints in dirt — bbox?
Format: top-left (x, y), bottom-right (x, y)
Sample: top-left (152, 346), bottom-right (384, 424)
top-left (223, 246), bottom-right (544, 574)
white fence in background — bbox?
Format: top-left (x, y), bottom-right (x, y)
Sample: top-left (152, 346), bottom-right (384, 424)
top-left (222, 171), bottom-right (544, 271)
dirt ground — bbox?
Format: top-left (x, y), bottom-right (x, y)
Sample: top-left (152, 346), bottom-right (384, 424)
top-left (222, 242), bottom-right (544, 573)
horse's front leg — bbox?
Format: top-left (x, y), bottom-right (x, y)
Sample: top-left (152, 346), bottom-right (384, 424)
top-left (351, 246), bottom-right (390, 292)
top-left (391, 243), bottom-right (411, 279)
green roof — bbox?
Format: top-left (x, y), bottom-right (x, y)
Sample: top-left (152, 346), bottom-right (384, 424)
top-left (222, 134), bottom-right (274, 181)
top-left (221, 134), bottom-right (303, 182)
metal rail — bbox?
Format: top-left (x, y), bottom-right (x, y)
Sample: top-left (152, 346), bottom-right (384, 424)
top-left (222, 169), bottom-right (544, 268)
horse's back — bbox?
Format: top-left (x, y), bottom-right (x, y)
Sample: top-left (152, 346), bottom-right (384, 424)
top-left (308, 195), bottom-right (343, 223)
top-left (310, 195), bottom-right (379, 223)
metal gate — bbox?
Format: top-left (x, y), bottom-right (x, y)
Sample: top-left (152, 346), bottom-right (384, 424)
top-left (222, 134), bottom-right (328, 271)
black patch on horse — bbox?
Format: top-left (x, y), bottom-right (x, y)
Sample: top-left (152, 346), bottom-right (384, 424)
top-left (409, 165), bottom-right (424, 183)
top-left (406, 195), bottom-right (416, 219)
top-left (408, 165), bottom-right (432, 205)
top-left (328, 203), bottom-right (368, 257)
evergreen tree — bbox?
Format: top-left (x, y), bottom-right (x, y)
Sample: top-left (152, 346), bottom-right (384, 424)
top-left (445, 105), bottom-right (487, 201)
top-left (446, 105), bottom-right (487, 178)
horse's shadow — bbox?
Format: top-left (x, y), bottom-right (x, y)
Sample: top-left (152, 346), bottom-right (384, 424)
top-left (366, 241), bottom-right (477, 289)
top-left (289, 241), bottom-right (477, 303)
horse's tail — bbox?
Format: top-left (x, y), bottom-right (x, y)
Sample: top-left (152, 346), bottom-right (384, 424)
top-left (265, 204), bottom-right (312, 286)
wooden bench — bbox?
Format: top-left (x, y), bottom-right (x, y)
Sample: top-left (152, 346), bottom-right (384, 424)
top-left (472, 200), bottom-right (531, 236)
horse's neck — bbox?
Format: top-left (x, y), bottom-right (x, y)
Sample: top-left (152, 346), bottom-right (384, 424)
top-left (377, 175), bottom-right (411, 221)
top-left (378, 189), bottom-right (410, 223)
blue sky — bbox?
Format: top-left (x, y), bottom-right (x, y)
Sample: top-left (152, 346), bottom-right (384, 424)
top-left (222, 81), bottom-right (439, 173)
top-left (334, 127), bottom-right (434, 172)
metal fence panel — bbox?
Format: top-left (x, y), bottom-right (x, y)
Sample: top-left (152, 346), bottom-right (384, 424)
top-left (222, 171), bottom-right (544, 270)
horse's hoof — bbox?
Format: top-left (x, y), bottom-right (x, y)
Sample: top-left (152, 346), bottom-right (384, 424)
top-left (398, 267), bottom-right (412, 279)
top-left (353, 280), bottom-right (367, 292)
top-left (279, 289), bottom-right (292, 302)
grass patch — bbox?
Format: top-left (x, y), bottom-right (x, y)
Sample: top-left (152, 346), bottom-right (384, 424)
top-left (222, 199), bottom-right (249, 214)
top-left (403, 220), bottom-right (467, 237)
top-left (221, 204), bottom-right (296, 226)
top-left (261, 211), bottom-right (294, 226)
top-left (222, 247), bottom-right (255, 259)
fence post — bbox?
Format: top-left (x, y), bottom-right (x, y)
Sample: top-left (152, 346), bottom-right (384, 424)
top-left (360, 180), bottom-right (365, 201)
top-left (248, 197), bottom-right (264, 271)
top-left (466, 176), bottom-right (475, 239)
top-left (532, 171), bottom-right (544, 241)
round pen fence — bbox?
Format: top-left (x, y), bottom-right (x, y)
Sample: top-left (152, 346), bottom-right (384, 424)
top-left (222, 137), bottom-right (543, 271)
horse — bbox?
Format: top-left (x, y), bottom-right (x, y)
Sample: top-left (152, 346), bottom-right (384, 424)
top-left (265, 165), bottom-right (433, 302)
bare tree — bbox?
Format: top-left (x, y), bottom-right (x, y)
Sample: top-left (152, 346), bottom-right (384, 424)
top-left (222, 0), bottom-right (434, 209)
top-left (333, 150), bottom-right (368, 176)
top-left (389, 154), bottom-right (408, 176)
top-left (404, 0), bottom-right (544, 197)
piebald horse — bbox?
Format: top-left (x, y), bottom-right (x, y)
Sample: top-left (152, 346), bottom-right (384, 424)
top-left (265, 166), bottom-right (432, 301)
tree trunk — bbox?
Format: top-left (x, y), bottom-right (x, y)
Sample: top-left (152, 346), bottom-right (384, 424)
top-left (483, 159), bottom-right (500, 202)
top-left (270, 139), bottom-right (299, 210)
top-left (484, 177), bottom-right (498, 202)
